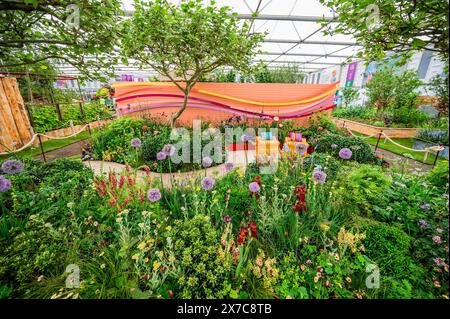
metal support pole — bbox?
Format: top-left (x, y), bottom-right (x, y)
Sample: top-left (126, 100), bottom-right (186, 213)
top-left (375, 131), bottom-right (382, 151)
top-left (433, 146), bottom-right (441, 166)
top-left (37, 134), bottom-right (46, 162)
top-left (87, 123), bottom-right (92, 137)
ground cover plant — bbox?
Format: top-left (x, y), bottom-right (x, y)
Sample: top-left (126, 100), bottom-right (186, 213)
top-left (1, 117), bottom-right (448, 299)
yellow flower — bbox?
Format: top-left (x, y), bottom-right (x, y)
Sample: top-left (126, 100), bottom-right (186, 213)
top-left (138, 222), bottom-right (145, 228)
top-left (131, 253), bottom-right (140, 260)
top-left (166, 226), bottom-right (172, 231)
top-left (196, 186), bottom-right (201, 192)
top-left (169, 255), bottom-right (175, 262)
top-left (116, 217), bottom-right (123, 223)
top-left (144, 257), bottom-right (149, 263)
top-left (153, 261), bottom-right (161, 271)
top-left (137, 242), bottom-right (146, 250)
top-left (213, 198), bottom-right (219, 203)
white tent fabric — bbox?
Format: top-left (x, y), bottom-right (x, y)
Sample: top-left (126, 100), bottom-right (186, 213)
top-left (58, 0), bottom-right (362, 78)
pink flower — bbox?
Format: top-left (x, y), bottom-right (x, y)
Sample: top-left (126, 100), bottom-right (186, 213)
top-left (433, 236), bottom-right (443, 244)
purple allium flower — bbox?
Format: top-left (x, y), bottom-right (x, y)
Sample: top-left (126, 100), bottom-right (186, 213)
top-left (248, 182), bottom-right (260, 193)
top-left (338, 148), bottom-right (352, 160)
top-left (420, 203), bottom-right (431, 211)
top-left (312, 170), bottom-right (327, 184)
top-left (162, 144), bottom-right (175, 157)
top-left (130, 138), bottom-right (142, 148)
top-left (433, 236), bottom-right (443, 245)
top-left (331, 144), bottom-right (338, 149)
top-left (1, 160), bottom-right (24, 175)
top-left (201, 177), bottom-right (215, 191)
top-left (225, 162), bottom-right (234, 171)
top-left (295, 143), bottom-right (307, 155)
top-left (147, 188), bottom-right (162, 202)
top-left (418, 219), bottom-right (428, 229)
top-left (223, 215), bottom-right (232, 223)
top-left (156, 151), bottom-right (167, 161)
top-left (241, 134), bottom-right (250, 142)
top-left (202, 156), bottom-right (213, 168)
top-left (0, 175), bottom-right (12, 193)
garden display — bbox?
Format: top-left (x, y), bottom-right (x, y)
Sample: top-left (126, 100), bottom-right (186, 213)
top-left (0, 0), bottom-right (448, 310)
top-left (0, 115), bottom-right (448, 300)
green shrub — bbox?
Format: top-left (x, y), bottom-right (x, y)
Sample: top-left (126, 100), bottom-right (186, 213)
top-left (92, 117), bottom-right (144, 163)
top-left (303, 152), bottom-right (340, 180)
top-left (314, 133), bottom-right (379, 164)
top-left (0, 219), bottom-right (69, 297)
top-left (363, 223), bottom-right (412, 277)
top-left (31, 101), bottom-right (111, 133)
top-left (345, 165), bottom-right (392, 209)
top-left (169, 215), bottom-right (233, 298)
top-left (426, 161), bottom-right (449, 189)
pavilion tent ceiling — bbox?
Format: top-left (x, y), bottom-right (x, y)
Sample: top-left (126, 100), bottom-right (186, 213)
top-left (56, 0), bottom-right (361, 78)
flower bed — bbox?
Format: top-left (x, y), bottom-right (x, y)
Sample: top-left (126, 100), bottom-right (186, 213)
top-left (1, 119), bottom-right (448, 299)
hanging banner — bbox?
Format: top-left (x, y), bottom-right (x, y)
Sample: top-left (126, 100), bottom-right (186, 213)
top-left (345, 62), bottom-right (358, 87)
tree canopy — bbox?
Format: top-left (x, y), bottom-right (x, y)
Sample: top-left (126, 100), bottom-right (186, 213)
top-left (0, 0), bottom-right (123, 80)
top-left (320, 0), bottom-right (449, 63)
top-left (120, 0), bottom-right (264, 126)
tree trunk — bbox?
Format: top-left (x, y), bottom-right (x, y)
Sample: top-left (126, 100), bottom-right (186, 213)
top-left (170, 90), bottom-right (190, 127)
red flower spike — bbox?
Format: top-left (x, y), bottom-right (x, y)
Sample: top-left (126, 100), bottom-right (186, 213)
top-left (119, 175), bottom-right (125, 189)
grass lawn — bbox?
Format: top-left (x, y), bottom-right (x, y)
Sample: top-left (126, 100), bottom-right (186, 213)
top-left (352, 131), bottom-right (447, 165)
top-left (0, 130), bottom-right (93, 160)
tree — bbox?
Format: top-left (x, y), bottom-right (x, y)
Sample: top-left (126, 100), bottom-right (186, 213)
top-left (428, 73), bottom-right (449, 114)
top-left (319, 0), bottom-right (449, 63)
top-left (120, 0), bottom-right (263, 127)
top-left (365, 67), bottom-right (422, 123)
top-left (341, 87), bottom-right (359, 107)
top-left (0, 0), bottom-right (123, 80)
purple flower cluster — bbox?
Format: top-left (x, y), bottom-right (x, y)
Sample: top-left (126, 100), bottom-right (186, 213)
top-left (202, 156), bottom-right (213, 168)
top-left (0, 175), bottom-right (12, 193)
top-left (130, 138), bottom-right (142, 148)
top-left (418, 219), bottom-right (428, 229)
top-left (338, 148), bottom-right (352, 160)
top-left (156, 151), bottom-right (167, 161)
top-left (295, 143), bottom-right (307, 155)
top-left (162, 144), bottom-right (175, 157)
top-left (147, 188), bottom-right (162, 202)
top-left (225, 162), bottom-right (234, 171)
top-left (420, 203), bottom-right (431, 211)
top-left (201, 177), bottom-right (215, 191)
top-left (223, 215), bottom-right (232, 223)
top-left (1, 160), bottom-right (24, 175)
top-left (312, 170), bottom-right (327, 184)
top-left (241, 134), bottom-right (250, 142)
top-left (248, 182), bottom-right (260, 193)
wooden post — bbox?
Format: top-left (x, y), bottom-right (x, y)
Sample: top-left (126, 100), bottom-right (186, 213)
top-left (375, 130), bottom-right (383, 151)
top-left (37, 134), bottom-right (46, 162)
